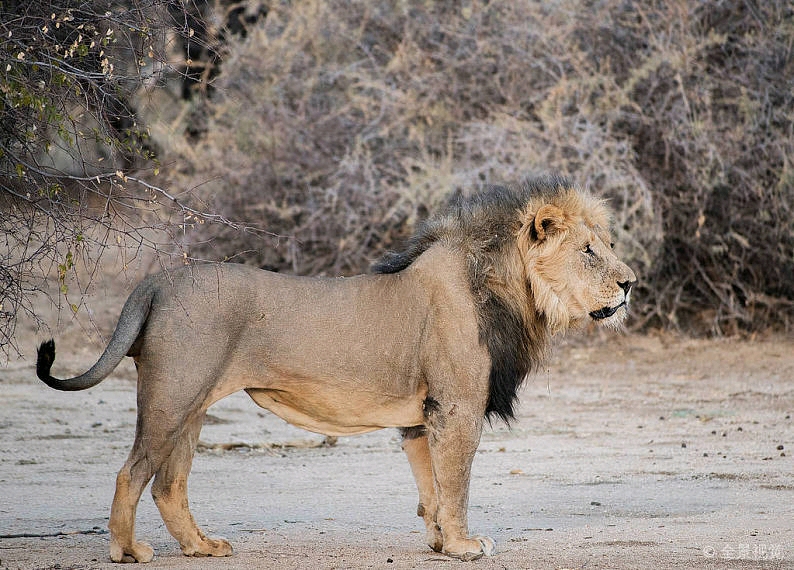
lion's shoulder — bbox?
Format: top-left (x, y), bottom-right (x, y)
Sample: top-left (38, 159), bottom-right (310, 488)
top-left (372, 176), bottom-right (583, 424)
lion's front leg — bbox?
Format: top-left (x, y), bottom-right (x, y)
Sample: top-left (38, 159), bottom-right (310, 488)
top-left (425, 404), bottom-right (495, 561)
top-left (401, 427), bottom-right (443, 552)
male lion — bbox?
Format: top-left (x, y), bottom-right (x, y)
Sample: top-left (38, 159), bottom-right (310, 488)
top-left (37, 176), bottom-right (636, 563)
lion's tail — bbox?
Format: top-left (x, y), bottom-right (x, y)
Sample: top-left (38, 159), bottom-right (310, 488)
top-left (37, 279), bottom-right (157, 391)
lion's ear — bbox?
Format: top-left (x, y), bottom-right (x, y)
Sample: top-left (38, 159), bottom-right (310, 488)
top-left (531, 204), bottom-right (567, 241)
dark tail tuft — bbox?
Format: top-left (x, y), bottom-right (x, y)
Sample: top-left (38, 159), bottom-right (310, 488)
top-left (36, 339), bottom-right (56, 383)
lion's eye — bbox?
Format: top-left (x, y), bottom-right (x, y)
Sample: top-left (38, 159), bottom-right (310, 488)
top-left (610, 242), bottom-right (615, 249)
top-left (583, 244), bottom-right (595, 256)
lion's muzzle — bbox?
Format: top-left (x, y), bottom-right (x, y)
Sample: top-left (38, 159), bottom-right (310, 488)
top-left (589, 279), bottom-right (636, 321)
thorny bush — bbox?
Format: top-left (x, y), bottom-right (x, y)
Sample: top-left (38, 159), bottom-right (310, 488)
top-left (0, 0), bottom-right (253, 356)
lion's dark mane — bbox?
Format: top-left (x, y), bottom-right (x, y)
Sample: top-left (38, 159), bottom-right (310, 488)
top-left (373, 176), bottom-right (568, 423)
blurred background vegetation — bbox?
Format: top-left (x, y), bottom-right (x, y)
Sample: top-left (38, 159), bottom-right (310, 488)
top-left (2, 0), bottom-right (793, 353)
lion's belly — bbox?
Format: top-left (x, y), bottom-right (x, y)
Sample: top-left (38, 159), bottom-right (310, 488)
top-left (245, 386), bottom-right (426, 437)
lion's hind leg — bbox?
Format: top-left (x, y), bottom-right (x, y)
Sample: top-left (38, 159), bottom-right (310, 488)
top-left (109, 361), bottom-right (232, 563)
top-left (109, 409), bottom-right (193, 563)
top-left (150, 412), bottom-right (232, 558)
top-left (108, 461), bottom-right (155, 563)
top-left (401, 427), bottom-right (443, 552)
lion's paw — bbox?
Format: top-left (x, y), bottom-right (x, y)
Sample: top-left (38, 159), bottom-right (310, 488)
top-left (476, 535), bottom-right (496, 557)
top-left (442, 535), bottom-right (496, 561)
top-left (110, 539), bottom-right (154, 563)
top-left (426, 523), bottom-right (444, 552)
top-left (182, 536), bottom-right (233, 557)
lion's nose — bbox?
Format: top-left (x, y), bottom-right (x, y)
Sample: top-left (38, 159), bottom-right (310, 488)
top-left (618, 279), bottom-right (636, 295)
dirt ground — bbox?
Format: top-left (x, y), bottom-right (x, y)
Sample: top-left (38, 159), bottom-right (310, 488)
top-left (2, 267), bottom-right (794, 569)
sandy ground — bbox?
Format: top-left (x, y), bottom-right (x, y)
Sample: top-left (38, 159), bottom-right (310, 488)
top-left (2, 269), bottom-right (794, 569)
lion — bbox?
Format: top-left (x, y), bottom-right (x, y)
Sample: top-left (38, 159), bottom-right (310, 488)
top-left (37, 176), bottom-right (636, 563)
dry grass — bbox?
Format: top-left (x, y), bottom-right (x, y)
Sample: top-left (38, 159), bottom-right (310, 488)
top-left (163, 0), bottom-right (794, 335)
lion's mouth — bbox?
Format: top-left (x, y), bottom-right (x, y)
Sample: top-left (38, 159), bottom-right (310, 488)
top-left (589, 301), bottom-right (626, 320)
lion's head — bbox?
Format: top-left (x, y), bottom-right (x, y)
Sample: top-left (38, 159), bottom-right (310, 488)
top-left (373, 176), bottom-right (637, 422)
top-left (515, 184), bottom-right (637, 333)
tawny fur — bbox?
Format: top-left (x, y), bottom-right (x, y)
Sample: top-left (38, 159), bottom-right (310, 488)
top-left (37, 176), bottom-right (636, 563)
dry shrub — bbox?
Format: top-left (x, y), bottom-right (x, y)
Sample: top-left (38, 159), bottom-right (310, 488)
top-left (598, 1), bottom-right (794, 334)
top-left (170, 0), bottom-right (793, 334)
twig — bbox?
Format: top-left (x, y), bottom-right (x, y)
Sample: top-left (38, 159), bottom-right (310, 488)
top-left (0, 528), bottom-right (108, 539)
top-left (196, 439), bottom-right (331, 452)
